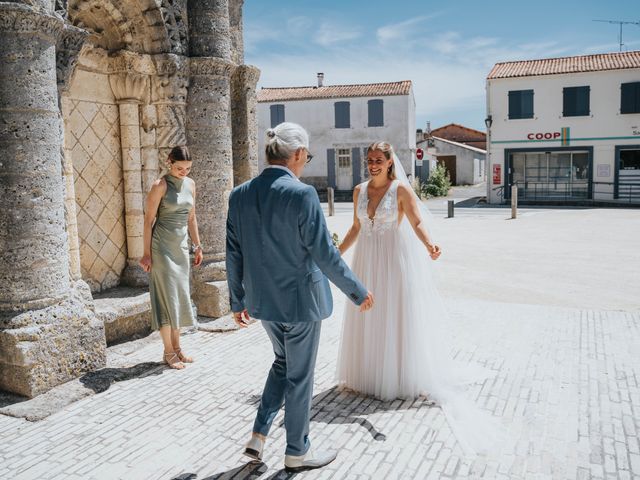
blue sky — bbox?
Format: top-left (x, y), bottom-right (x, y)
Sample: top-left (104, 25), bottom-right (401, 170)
top-left (243, 0), bottom-right (640, 131)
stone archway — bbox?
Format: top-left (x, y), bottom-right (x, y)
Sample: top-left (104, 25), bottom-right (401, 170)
top-left (59, 0), bottom-right (188, 292)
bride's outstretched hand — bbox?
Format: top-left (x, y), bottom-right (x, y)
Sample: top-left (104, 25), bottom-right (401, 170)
top-left (428, 244), bottom-right (442, 260)
top-left (359, 291), bottom-right (374, 312)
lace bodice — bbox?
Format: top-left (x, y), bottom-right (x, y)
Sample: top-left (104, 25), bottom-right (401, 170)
top-left (357, 180), bottom-right (400, 236)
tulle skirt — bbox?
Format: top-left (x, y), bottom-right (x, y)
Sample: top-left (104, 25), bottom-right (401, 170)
top-left (336, 226), bottom-right (501, 455)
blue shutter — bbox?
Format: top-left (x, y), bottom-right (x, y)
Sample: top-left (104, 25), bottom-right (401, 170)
top-left (621, 82), bottom-right (640, 114)
top-left (335, 102), bottom-right (350, 128)
top-left (327, 149), bottom-right (336, 188)
top-left (509, 90), bottom-right (533, 119)
top-left (508, 91), bottom-right (519, 119)
top-left (368, 99), bottom-right (384, 127)
top-left (563, 86), bottom-right (589, 116)
top-left (270, 104), bottom-right (285, 127)
top-left (522, 90), bottom-right (534, 118)
top-left (352, 147), bottom-right (361, 186)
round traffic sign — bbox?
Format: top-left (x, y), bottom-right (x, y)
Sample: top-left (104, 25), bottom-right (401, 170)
top-left (416, 148), bottom-right (424, 160)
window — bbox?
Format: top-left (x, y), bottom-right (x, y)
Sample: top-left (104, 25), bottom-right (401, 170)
top-left (508, 90), bottom-right (534, 119)
top-left (334, 101), bottom-right (350, 128)
top-left (368, 99), bottom-right (384, 127)
top-left (621, 82), bottom-right (640, 114)
top-left (563, 86), bottom-right (590, 117)
top-left (337, 148), bottom-right (351, 168)
top-left (270, 104), bottom-right (285, 128)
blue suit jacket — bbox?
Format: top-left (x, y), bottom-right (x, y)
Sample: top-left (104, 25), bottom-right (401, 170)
top-left (226, 167), bottom-right (368, 323)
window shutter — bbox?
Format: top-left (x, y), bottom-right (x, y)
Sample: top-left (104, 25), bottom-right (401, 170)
top-left (562, 87), bottom-right (574, 116)
top-left (327, 149), bottom-right (336, 188)
top-left (335, 102), bottom-right (350, 128)
top-left (621, 82), bottom-right (640, 114)
top-left (352, 147), bottom-right (361, 186)
top-left (270, 104), bottom-right (285, 128)
top-left (508, 91), bottom-right (519, 119)
top-left (368, 99), bottom-right (384, 127)
top-left (522, 90), bottom-right (534, 118)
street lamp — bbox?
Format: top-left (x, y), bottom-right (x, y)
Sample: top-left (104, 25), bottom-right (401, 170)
top-left (484, 115), bottom-right (493, 129)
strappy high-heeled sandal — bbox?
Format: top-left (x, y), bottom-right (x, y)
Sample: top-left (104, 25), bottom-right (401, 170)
top-left (174, 348), bottom-right (194, 363)
top-left (163, 352), bottom-right (185, 370)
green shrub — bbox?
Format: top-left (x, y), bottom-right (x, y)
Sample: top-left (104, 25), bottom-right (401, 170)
top-left (424, 163), bottom-right (451, 197)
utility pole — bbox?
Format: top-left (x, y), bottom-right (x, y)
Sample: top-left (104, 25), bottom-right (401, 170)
top-left (593, 19), bottom-right (640, 52)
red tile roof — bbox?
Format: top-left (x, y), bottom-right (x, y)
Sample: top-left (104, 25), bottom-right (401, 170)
top-left (487, 51), bottom-right (640, 79)
top-left (257, 80), bottom-right (412, 102)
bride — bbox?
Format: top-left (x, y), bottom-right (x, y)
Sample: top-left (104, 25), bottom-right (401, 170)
top-left (336, 141), bottom-right (498, 455)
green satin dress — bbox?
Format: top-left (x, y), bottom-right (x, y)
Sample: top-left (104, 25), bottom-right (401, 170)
top-left (149, 174), bottom-right (196, 330)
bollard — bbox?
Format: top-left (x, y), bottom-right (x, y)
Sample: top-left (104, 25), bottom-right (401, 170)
top-left (328, 187), bottom-right (335, 216)
top-left (447, 200), bottom-right (454, 218)
top-left (511, 185), bottom-right (518, 219)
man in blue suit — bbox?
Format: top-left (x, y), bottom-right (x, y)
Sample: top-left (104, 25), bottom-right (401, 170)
top-left (226, 122), bottom-right (374, 473)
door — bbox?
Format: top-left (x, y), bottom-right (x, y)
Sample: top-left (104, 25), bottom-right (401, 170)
top-left (336, 148), bottom-right (352, 190)
top-left (616, 148), bottom-right (640, 200)
top-left (438, 155), bottom-right (457, 185)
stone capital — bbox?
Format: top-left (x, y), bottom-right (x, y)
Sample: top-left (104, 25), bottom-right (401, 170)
top-left (151, 73), bottom-right (188, 104)
top-left (189, 57), bottom-right (235, 78)
top-left (233, 64), bottom-right (261, 87)
top-left (0, 3), bottom-right (63, 38)
top-left (56, 23), bottom-right (89, 94)
top-left (109, 73), bottom-right (150, 104)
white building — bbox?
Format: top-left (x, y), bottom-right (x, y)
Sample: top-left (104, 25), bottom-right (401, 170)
top-left (486, 51), bottom-right (640, 204)
top-left (257, 76), bottom-right (416, 193)
top-left (416, 135), bottom-right (486, 186)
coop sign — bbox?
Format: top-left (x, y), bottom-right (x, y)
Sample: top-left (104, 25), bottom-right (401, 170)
top-left (527, 131), bottom-right (560, 140)
top-left (526, 127), bottom-right (571, 146)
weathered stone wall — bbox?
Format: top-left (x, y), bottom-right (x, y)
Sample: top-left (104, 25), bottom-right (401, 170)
top-left (62, 85), bottom-right (127, 292)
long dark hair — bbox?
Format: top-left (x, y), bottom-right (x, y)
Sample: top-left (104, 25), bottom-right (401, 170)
top-left (168, 145), bottom-right (191, 163)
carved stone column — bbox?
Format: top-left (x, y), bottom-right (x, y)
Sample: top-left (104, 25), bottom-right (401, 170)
top-left (187, 0), bottom-right (234, 317)
top-left (57, 24), bottom-right (89, 281)
top-left (0, 2), bottom-right (106, 397)
top-left (231, 64), bottom-right (260, 185)
top-left (229, 0), bottom-right (244, 65)
top-left (150, 55), bottom-right (189, 190)
top-left (109, 73), bottom-right (150, 287)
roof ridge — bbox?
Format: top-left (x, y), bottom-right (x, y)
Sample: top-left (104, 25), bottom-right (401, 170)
top-left (260, 80), bottom-right (412, 91)
top-left (492, 49), bottom-right (640, 67)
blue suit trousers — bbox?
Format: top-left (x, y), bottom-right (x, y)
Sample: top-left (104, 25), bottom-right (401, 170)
top-left (252, 320), bottom-right (322, 456)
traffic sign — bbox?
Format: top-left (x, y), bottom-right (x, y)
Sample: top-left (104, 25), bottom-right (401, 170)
top-left (416, 148), bottom-right (424, 160)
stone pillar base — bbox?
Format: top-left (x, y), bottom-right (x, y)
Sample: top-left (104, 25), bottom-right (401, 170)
top-left (191, 260), bottom-right (228, 318)
top-left (121, 262), bottom-right (149, 288)
top-left (0, 290), bottom-right (106, 398)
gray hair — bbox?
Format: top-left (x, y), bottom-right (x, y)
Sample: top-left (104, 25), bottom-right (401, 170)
top-left (265, 122), bottom-right (309, 163)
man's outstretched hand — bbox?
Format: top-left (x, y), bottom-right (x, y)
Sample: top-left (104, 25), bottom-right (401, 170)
top-left (233, 309), bottom-right (253, 328)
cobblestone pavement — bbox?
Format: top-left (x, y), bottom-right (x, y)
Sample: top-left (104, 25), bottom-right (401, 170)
top-left (1, 291), bottom-right (639, 480)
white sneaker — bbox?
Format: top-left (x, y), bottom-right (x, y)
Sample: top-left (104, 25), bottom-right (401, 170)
top-left (284, 447), bottom-right (337, 473)
top-left (243, 434), bottom-right (265, 461)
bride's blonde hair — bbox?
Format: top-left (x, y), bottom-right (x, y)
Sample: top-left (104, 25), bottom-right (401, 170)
top-left (367, 141), bottom-right (396, 180)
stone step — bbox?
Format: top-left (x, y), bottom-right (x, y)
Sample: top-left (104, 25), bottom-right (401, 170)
top-left (192, 280), bottom-right (229, 319)
top-left (191, 260), bottom-right (226, 284)
top-left (93, 287), bottom-right (151, 346)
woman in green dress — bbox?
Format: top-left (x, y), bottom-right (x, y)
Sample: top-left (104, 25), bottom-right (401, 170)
top-left (140, 146), bottom-right (203, 370)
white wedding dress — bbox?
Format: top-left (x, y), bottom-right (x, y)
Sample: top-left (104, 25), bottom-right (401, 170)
top-left (336, 176), bottom-right (500, 455)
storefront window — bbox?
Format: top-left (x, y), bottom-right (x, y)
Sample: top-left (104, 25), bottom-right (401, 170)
top-left (510, 150), bottom-right (590, 200)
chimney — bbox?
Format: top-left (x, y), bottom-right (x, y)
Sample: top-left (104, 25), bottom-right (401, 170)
top-left (317, 72), bottom-right (324, 87)
top-left (416, 129), bottom-right (424, 144)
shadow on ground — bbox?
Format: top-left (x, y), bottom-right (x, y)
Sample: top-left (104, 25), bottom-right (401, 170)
top-left (79, 362), bottom-right (165, 393)
top-left (246, 386), bottom-right (436, 442)
top-left (172, 461), bottom-right (275, 480)
top-left (0, 390), bottom-right (29, 409)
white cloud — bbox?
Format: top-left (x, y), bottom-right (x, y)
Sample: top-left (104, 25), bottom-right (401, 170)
top-left (314, 21), bottom-right (362, 47)
top-left (376, 16), bottom-right (433, 44)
